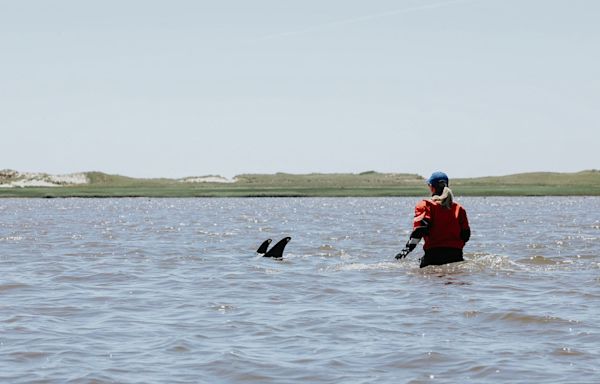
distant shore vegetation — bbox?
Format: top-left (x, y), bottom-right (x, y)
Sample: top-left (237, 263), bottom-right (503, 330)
top-left (1, 169), bottom-right (599, 197)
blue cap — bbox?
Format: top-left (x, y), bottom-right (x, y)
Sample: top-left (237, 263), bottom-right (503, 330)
top-left (427, 171), bottom-right (449, 185)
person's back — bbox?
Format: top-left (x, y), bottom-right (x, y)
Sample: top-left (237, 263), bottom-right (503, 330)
top-left (396, 171), bottom-right (470, 268)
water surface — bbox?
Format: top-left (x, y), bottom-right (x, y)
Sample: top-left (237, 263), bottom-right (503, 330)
top-left (1, 197), bottom-right (599, 383)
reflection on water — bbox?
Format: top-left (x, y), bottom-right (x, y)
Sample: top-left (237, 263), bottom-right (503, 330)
top-left (0, 197), bottom-right (599, 383)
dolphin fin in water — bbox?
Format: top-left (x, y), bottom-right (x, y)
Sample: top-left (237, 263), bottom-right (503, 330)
top-left (263, 237), bottom-right (291, 258)
top-left (256, 239), bottom-right (272, 254)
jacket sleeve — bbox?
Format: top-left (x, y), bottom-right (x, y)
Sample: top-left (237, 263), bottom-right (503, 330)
top-left (412, 200), bottom-right (431, 236)
top-left (459, 206), bottom-right (471, 242)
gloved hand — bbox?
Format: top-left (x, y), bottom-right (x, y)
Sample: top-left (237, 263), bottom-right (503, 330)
top-left (395, 242), bottom-right (416, 259)
top-left (395, 247), bottom-right (411, 259)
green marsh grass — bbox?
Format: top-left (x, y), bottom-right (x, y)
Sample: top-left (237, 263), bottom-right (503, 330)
top-left (1, 170), bottom-right (599, 197)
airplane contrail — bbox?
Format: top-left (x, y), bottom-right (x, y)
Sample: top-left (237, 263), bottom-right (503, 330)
top-left (250, 0), bottom-right (473, 42)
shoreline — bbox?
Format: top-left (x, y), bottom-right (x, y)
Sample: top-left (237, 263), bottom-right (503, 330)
top-left (1, 170), bottom-right (599, 197)
top-left (1, 187), bottom-right (599, 198)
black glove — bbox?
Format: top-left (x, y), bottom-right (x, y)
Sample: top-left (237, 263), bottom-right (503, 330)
top-left (395, 247), bottom-right (411, 259)
top-left (395, 242), bottom-right (417, 259)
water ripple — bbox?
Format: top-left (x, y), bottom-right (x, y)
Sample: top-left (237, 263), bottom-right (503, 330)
top-left (0, 197), bottom-right (599, 383)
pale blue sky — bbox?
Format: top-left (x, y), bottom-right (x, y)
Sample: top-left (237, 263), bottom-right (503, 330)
top-left (1, 0), bottom-right (598, 178)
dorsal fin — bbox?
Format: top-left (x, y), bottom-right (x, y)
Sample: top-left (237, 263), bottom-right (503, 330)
top-left (256, 239), bottom-right (272, 254)
top-left (263, 237), bottom-right (291, 258)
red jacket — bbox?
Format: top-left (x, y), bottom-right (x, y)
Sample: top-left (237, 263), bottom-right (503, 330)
top-left (413, 199), bottom-right (470, 250)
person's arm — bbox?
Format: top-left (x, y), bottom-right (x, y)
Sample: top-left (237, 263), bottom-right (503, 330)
top-left (396, 201), bottom-right (430, 259)
top-left (459, 207), bottom-right (470, 243)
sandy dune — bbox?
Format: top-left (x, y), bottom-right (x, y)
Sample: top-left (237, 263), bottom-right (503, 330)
top-left (0, 170), bottom-right (89, 188)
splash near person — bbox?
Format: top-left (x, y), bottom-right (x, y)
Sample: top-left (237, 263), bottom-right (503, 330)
top-left (395, 171), bottom-right (471, 268)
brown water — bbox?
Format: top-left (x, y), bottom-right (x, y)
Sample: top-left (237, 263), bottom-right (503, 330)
top-left (1, 197), bottom-right (599, 383)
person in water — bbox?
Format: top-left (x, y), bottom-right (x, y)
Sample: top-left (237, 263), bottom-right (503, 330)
top-left (396, 171), bottom-right (471, 268)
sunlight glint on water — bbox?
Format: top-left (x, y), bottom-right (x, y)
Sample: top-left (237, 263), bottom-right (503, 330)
top-left (1, 197), bottom-right (599, 383)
